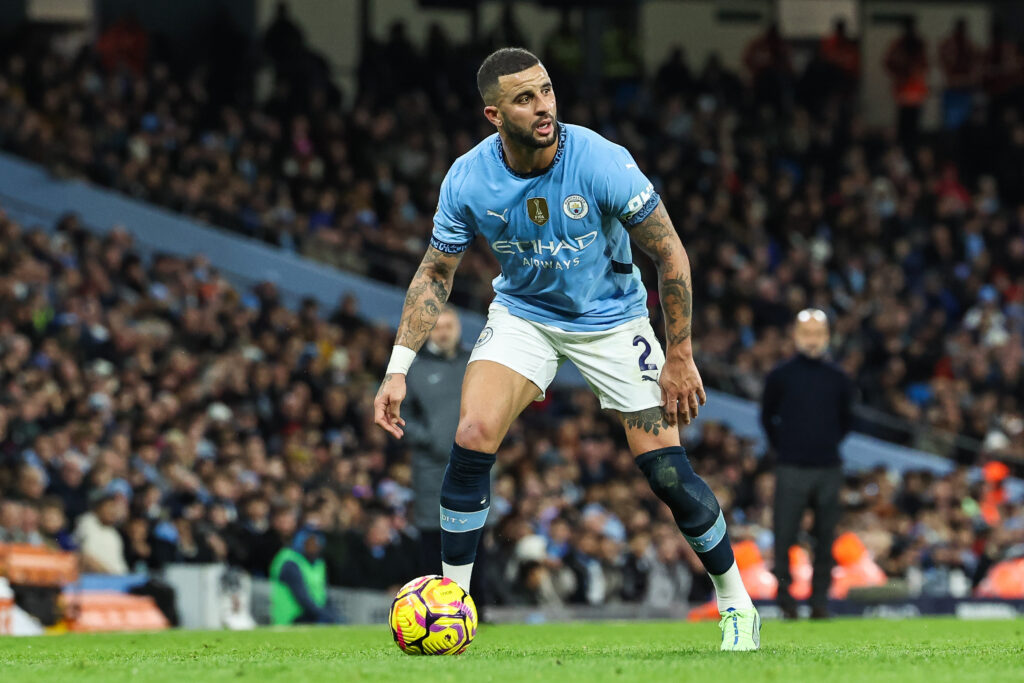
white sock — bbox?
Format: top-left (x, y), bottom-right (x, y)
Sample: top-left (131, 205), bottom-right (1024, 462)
top-left (442, 561), bottom-right (474, 592)
top-left (710, 561), bottom-right (754, 612)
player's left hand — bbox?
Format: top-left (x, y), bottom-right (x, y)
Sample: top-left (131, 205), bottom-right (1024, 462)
top-left (373, 373), bottom-right (407, 438)
top-left (659, 355), bottom-right (707, 426)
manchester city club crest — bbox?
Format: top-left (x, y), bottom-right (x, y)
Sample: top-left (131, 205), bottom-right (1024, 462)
top-left (475, 326), bottom-right (493, 347)
top-left (562, 194), bottom-right (589, 220)
top-left (526, 197), bottom-right (549, 226)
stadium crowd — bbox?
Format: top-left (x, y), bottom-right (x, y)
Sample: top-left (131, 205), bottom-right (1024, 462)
top-left (0, 205), bottom-right (1020, 607)
top-left (0, 13), bottom-right (1023, 607)
top-left (3, 16), bottom-right (1024, 466)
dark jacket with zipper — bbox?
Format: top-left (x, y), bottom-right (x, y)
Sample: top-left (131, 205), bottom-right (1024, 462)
top-left (760, 353), bottom-right (854, 467)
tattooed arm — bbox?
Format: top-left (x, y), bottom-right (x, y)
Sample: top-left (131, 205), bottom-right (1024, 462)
top-left (628, 200), bottom-right (706, 426)
top-left (374, 245), bottom-right (464, 438)
top-left (395, 245), bottom-right (464, 350)
top-left (630, 201), bottom-right (694, 352)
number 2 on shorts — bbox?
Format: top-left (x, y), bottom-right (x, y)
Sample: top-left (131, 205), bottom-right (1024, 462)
top-left (632, 335), bottom-right (658, 371)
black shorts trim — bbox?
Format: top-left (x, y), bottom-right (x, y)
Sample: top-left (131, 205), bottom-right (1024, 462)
top-left (611, 260), bottom-right (633, 274)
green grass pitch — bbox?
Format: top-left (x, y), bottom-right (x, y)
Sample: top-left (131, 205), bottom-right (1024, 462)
top-left (0, 618), bottom-right (1021, 682)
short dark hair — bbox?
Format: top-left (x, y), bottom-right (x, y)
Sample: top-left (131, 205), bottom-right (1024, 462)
top-left (40, 496), bottom-right (65, 512)
top-left (477, 47), bottom-right (540, 104)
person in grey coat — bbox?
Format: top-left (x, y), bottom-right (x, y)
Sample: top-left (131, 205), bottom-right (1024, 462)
top-left (403, 307), bottom-right (490, 609)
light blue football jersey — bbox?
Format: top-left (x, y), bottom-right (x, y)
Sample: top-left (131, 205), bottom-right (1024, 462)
top-left (431, 123), bottom-right (660, 332)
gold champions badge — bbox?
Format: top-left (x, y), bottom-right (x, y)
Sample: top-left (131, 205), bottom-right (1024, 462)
top-left (526, 197), bottom-right (549, 226)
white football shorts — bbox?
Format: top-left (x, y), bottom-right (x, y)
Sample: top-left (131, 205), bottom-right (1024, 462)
top-left (468, 303), bottom-right (665, 412)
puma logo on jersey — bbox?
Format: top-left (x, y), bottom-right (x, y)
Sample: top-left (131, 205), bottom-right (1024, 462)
top-left (486, 208), bottom-right (509, 224)
top-left (625, 164), bottom-right (636, 169)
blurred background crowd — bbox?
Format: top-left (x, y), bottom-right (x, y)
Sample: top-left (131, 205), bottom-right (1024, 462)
top-left (0, 204), bottom-right (1020, 606)
top-left (0, 2), bottom-right (1023, 611)
top-left (5, 9), bottom-right (1024, 465)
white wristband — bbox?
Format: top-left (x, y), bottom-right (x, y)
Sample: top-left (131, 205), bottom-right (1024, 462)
top-left (385, 345), bottom-right (417, 375)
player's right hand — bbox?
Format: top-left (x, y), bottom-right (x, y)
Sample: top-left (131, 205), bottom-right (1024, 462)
top-left (659, 354), bottom-right (707, 426)
top-left (373, 373), bottom-right (407, 439)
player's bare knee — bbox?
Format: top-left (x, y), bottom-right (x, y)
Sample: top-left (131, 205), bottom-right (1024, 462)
top-left (455, 418), bottom-right (501, 453)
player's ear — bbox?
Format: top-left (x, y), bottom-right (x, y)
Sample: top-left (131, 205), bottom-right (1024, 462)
top-left (485, 105), bottom-right (501, 126)
top-left (483, 105), bottom-right (501, 127)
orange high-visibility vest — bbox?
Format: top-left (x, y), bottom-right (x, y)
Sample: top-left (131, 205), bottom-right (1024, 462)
top-left (975, 559), bottom-right (1024, 599)
top-left (787, 545), bottom-right (813, 601)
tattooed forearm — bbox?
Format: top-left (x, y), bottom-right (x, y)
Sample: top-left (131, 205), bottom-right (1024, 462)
top-left (629, 202), bottom-right (694, 350)
top-left (621, 407), bottom-right (671, 435)
top-left (660, 275), bottom-right (693, 345)
top-left (394, 246), bottom-right (463, 350)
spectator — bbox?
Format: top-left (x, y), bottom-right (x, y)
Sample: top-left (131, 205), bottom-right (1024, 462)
top-left (0, 500), bottom-right (25, 543)
top-left (251, 504), bottom-right (298, 577)
top-left (15, 464), bottom-right (47, 502)
top-left (46, 454), bottom-right (89, 522)
top-left (512, 559), bottom-right (563, 606)
top-left (938, 18), bottom-right (980, 130)
top-left (981, 22), bottom-right (1022, 114)
top-left (565, 531), bottom-right (607, 605)
top-left (819, 18), bottom-right (860, 94)
top-left (743, 23), bottom-right (793, 112)
top-left (19, 501), bottom-right (45, 546)
top-left (263, 2), bottom-right (305, 71)
top-left (235, 494), bottom-right (271, 574)
top-left (542, 11), bottom-right (584, 99)
top-left (643, 537), bottom-right (693, 607)
top-left (339, 512), bottom-right (413, 591)
top-left (621, 531), bottom-right (653, 602)
top-left (122, 517), bottom-right (156, 571)
top-left (201, 501), bottom-right (247, 567)
top-left (95, 13), bottom-right (148, 76)
top-left (884, 17), bottom-right (929, 148)
top-left (74, 490), bottom-right (128, 574)
top-left (653, 47), bottom-right (693, 103)
top-left (269, 526), bottom-right (335, 625)
top-left (39, 497), bottom-right (76, 551)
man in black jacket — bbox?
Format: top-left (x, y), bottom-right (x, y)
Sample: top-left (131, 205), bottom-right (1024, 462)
top-left (761, 309), bottom-right (853, 619)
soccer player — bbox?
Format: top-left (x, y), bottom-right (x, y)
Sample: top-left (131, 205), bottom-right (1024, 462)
top-left (374, 48), bottom-right (760, 650)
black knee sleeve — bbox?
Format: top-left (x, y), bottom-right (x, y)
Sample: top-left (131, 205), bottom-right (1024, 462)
top-left (636, 446), bottom-right (734, 574)
top-left (636, 446), bottom-right (721, 535)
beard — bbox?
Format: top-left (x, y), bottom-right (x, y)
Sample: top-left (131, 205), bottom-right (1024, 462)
top-left (504, 117), bottom-right (558, 149)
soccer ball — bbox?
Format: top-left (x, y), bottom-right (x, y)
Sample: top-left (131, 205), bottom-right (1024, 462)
top-left (388, 575), bottom-right (478, 655)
